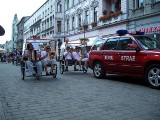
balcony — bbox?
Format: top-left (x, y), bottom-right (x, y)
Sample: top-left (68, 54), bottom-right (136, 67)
top-left (98, 11), bottom-right (126, 26)
top-left (55, 12), bottom-right (63, 19)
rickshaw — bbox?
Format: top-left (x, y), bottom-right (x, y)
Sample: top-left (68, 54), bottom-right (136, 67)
top-left (59, 41), bottom-right (90, 74)
top-left (21, 38), bottom-right (57, 80)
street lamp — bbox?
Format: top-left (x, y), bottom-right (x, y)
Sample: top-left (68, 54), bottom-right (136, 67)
top-left (81, 19), bottom-right (88, 55)
top-left (57, 39), bottom-right (62, 61)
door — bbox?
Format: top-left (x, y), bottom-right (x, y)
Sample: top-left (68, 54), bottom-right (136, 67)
top-left (116, 37), bottom-right (144, 74)
top-left (102, 37), bottom-right (121, 72)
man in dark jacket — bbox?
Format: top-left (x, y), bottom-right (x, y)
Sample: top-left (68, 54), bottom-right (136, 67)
top-left (0, 25), bottom-right (5, 36)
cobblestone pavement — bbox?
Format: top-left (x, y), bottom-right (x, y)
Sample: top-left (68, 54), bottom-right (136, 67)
top-left (0, 63), bottom-right (160, 120)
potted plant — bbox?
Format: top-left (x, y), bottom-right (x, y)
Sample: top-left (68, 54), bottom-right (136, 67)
top-left (91, 22), bottom-right (97, 27)
top-left (80, 38), bottom-right (89, 45)
top-left (82, 25), bottom-right (88, 30)
top-left (111, 11), bottom-right (120, 18)
top-left (105, 14), bottom-right (112, 21)
top-left (102, 10), bottom-right (107, 15)
top-left (99, 16), bottom-right (106, 22)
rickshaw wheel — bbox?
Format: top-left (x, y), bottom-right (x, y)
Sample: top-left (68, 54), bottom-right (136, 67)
top-left (21, 61), bottom-right (26, 80)
top-left (59, 61), bottom-right (64, 74)
top-left (52, 64), bottom-right (57, 78)
top-left (53, 74), bottom-right (57, 78)
top-left (83, 67), bottom-right (87, 73)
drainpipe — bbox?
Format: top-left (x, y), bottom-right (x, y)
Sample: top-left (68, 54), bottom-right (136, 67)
top-left (126, 0), bottom-right (129, 30)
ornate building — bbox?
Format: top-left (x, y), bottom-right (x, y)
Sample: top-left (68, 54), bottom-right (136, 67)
top-left (16, 16), bottom-right (30, 53)
top-left (62, 0), bottom-right (127, 42)
top-left (12, 14), bottom-right (19, 52)
top-left (128, 0), bottom-right (160, 39)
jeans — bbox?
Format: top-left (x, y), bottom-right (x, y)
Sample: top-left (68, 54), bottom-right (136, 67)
top-left (26, 61), bottom-right (42, 76)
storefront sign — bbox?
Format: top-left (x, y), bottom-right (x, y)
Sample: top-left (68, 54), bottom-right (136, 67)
top-left (139, 25), bottom-right (160, 33)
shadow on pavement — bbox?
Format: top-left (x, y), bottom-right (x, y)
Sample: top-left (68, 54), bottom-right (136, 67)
top-left (103, 75), bottom-right (148, 88)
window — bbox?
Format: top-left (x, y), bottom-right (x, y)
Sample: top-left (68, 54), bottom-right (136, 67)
top-left (50, 17), bottom-right (52, 27)
top-left (43, 12), bottom-right (44, 18)
top-left (93, 7), bottom-right (98, 22)
top-left (72, 16), bottom-right (75, 30)
top-left (57, 21), bottom-right (61, 32)
top-left (48, 8), bottom-right (49, 15)
top-left (85, 10), bottom-right (89, 25)
top-left (67, 19), bottom-right (69, 32)
top-left (50, 5), bottom-right (53, 13)
top-left (78, 14), bottom-right (82, 27)
top-left (118, 37), bottom-right (134, 50)
top-left (154, 0), bottom-right (160, 3)
top-left (57, 1), bottom-right (62, 12)
top-left (92, 39), bottom-right (106, 50)
top-left (135, 0), bottom-right (144, 8)
top-left (66, 0), bottom-right (69, 9)
top-left (103, 38), bottom-right (119, 50)
top-left (72, 0), bottom-right (74, 6)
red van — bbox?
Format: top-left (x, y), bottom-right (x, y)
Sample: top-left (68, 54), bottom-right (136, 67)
top-left (88, 30), bottom-right (160, 89)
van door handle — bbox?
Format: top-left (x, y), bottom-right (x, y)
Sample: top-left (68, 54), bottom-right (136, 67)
top-left (101, 52), bottom-right (105, 55)
top-left (117, 53), bottom-right (123, 55)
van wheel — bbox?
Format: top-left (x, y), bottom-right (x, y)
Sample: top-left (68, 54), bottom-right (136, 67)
top-left (93, 62), bottom-right (105, 79)
top-left (145, 64), bottom-right (160, 89)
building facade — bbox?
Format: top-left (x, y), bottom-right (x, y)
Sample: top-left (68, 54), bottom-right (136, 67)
top-left (16, 16), bottom-right (30, 54)
top-left (12, 14), bottom-right (19, 52)
top-left (128, 0), bottom-right (160, 39)
top-left (23, 0), bottom-right (127, 47)
top-left (24, 0), bottom-right (55, 39)
top-left (62, 0), bottom-right (127, 42)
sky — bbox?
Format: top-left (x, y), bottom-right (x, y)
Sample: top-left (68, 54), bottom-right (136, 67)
top-left (0, 0), bottom-right (46, 44)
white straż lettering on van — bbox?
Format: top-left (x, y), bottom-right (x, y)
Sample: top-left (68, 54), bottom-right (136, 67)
top-left (121, 56), bottom-right (135, 61)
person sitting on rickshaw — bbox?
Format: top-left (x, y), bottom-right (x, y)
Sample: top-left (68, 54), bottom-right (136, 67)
top-left (41, 45), bottom-right (57, 75)
top-left (63, 46), bottom-right (78, 71)
top-left (72, 46), bottom-right (82, 71)
top-left (81, 51), bottom-right (89, 70)
top-left (23, 43), bottom-right (42, 80)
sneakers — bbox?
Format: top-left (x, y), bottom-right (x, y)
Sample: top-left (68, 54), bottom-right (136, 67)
top-left (79, 68), bottom-right (83, 71)
top-left (74, 68), bottom-right (79, 71)
top-left (65, 69), bottom-right (68, 71)
top-left (46, 72), bottom-right (49, 76)
top-left (36, 76), bottom-right (40, 80)
top-left (33, 73), bottom-right (36, 76)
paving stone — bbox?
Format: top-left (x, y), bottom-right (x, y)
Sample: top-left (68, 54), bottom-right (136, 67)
top-left (0, 63), bottom-right (160, 120)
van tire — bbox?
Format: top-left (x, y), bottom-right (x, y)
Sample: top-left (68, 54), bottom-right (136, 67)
top-left (93, 62), bottom-right (105, 79)
top-left (145, 64), bottom-right (160, 89)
